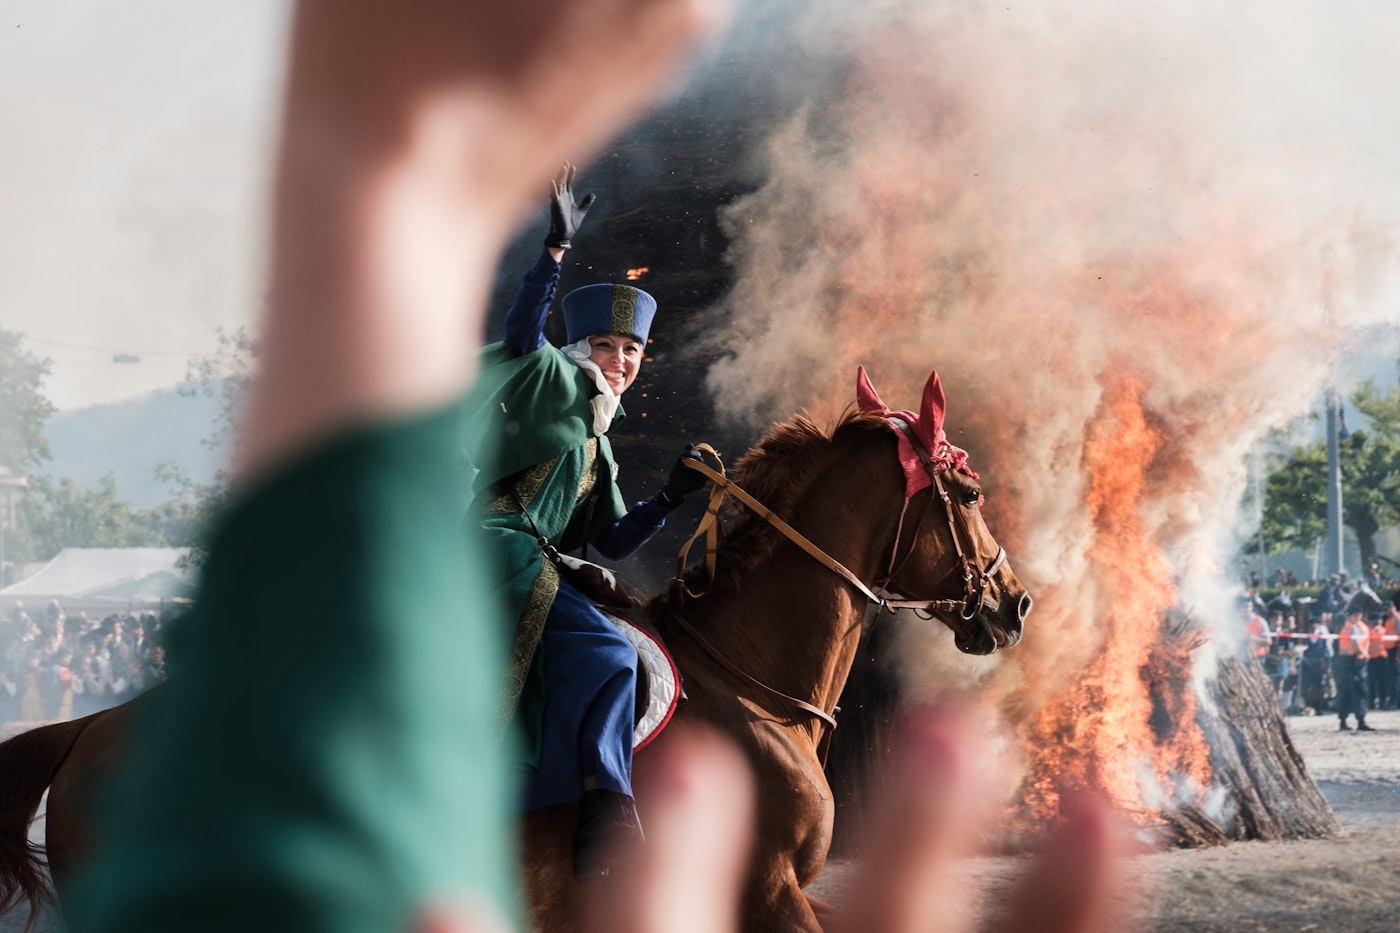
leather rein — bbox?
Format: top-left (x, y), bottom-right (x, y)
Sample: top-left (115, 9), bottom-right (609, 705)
top-left (673, 433), bottom-right (1004, 621)
top-left (665, 430), bottom-right (1006, 751)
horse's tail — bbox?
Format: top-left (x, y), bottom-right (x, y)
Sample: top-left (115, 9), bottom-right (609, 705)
top-left (0, 715), bottom-right (96, 930)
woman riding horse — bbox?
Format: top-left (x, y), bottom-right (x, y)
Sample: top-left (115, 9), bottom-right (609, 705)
top-left (466, 170), bottom-right (706, 880)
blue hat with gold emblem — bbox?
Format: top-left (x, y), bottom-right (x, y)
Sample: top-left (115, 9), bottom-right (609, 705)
top-left (562, 283), bottom-right (657, 345)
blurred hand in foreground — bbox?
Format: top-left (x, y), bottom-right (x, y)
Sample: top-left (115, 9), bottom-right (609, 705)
top-left (420, 703), bottom-right (1135, 933)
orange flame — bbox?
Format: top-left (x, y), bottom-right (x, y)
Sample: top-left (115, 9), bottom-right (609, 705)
top-left (1012, 375), bottom-right (1212, 835)
top-left (626, 267), bottom-right (650, 281)
top-left (700, 6), bottom-right (1398, 852)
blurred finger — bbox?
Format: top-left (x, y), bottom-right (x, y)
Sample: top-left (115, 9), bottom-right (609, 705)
top-left (411, 895), bottom-right (512, 933)
top-left (837, 702), bottom-right (998, 933)
top-left (999, 791), bottom-right (1136, 933)
top-left (607, 726), bottom-right (754, 933)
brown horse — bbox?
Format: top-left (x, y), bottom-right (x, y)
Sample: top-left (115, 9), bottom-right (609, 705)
top-left (0, 368), bottom-right (1030, 933)
top-left (521, 367), bottom-right (1031, 931)
top-left (0, 691), bottom-right (142, 930)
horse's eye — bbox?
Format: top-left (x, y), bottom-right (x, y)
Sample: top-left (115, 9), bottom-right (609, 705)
top-left (962, 489), bottom-right (982, 507)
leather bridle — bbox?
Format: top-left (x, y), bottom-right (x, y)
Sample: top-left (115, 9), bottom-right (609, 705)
top-left (666, 431), bottom-right (1006, 759)
top-left (673, 431), bottom-right (1005, 624)
top-left (883, 418), bottom-right (1006, 622)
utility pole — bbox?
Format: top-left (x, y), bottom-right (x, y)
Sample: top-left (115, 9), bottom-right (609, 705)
top-left (1324, 386), bottom-right (1345, 577)
top-left (1251, 447), bottom-right (1267, 584)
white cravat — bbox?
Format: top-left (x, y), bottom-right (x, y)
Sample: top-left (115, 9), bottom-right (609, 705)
top-left (564, 338), bottom-right (621, 436)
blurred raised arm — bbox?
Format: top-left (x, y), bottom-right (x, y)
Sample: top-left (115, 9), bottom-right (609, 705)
top-left (242, 0), bottom-right (730, 484)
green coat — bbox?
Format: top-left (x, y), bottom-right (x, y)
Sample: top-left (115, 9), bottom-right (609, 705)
top-left (68, 399), bottom-right (519, 933)
top-left (464, 341), bottom-right (628, 766)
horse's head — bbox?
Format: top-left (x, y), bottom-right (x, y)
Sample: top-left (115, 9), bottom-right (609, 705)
top-left (857, 367), bottom-right (1032, 655)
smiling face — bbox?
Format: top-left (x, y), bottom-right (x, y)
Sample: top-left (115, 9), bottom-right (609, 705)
top-left (586, 333), bottom-right (643, 395)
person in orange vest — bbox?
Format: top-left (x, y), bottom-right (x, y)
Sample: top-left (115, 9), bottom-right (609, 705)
top-left (1335, 609), bottom-right (1374, 732)
top-left (1242, 600), bottom-right (1272, 658)
top-left (1366, 612), bottom-right (1391, 710)
top-left (1380, 599), bottom-right (1400, 710)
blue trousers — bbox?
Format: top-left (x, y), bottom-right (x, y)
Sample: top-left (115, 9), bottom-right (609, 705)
top-left (520, 580), bottom-right (638, 811)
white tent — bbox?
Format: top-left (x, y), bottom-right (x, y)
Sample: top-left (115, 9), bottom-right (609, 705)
top-left (0, 547), bottom-right (195, 606)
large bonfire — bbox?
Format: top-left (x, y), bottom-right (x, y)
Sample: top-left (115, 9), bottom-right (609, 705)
top-left (1014, 377), bottom-right (1214, 837)
top-left (696, 1), bottom-right (1399, 840)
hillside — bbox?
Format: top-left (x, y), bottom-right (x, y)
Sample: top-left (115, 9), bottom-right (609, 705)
top-left (42, 386), bottom-right (227, 508)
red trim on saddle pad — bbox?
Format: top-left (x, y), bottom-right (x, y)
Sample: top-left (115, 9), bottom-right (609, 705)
top-left (602, 611), bottom-right (681, 752)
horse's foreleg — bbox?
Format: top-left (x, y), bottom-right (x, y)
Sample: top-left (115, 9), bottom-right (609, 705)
top-left (521, 803), bottom-right (588, 932)
top-left (806, 893), bottom-right (841, 930)
top-left (743, 870), bottom-right (823, 933)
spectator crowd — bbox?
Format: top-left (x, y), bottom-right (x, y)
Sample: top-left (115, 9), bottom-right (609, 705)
top-left (1240, 566), bottom-right (1400, 727)
top-left (6, 566), bottom-right (1395, 734)
top-left (0, 599), bottom-right (170, 726)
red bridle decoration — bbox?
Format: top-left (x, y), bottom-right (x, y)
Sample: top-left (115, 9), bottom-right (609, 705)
top-left (855, 366), bottom-right (978, 497)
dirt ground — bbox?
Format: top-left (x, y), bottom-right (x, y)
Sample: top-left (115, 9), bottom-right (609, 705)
top-left (6, 708), bottom-right (1400, 932)
top-left (1126, 707), bottom-right (1400, 933)
top-left (809, 707), bottom-right (1400, 933)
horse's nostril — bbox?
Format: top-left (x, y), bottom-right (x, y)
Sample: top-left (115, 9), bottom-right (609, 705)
top-left (1017, 593), bottom-right (1033, 622)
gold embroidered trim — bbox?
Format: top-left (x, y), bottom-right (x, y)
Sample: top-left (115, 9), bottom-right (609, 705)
top-left (512, 457), bottom-right (555, 509)
top-left (482, 456), bottom-right (557, 514)
top-left (575, 439), bottom-right (598, 504)
top-left (610, 286), bottom-right (638, 336)
top-left (498, 557), bottom-right (559, 733)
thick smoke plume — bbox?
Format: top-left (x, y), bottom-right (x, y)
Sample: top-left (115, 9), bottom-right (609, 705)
top-left (700, 0), bottom-right (1400, 822)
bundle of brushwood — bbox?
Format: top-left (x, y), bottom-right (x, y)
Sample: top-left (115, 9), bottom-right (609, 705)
top-left (1167, 650), bottom-right (1339, 845)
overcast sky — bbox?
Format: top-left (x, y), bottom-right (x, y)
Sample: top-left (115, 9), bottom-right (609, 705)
top-left (2, 0), bottom-right (1398, 413)
top-left (0, 0), bottom-right (286, 410)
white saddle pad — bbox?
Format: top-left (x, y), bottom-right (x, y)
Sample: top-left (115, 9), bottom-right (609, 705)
top-left (603, 611), bottom-right (681, 751)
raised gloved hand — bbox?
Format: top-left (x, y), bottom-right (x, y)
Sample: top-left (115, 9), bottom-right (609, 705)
top-left (545, 163), bottom-right (596, 250)
top-left (658, 449), bottom-right (708, 506)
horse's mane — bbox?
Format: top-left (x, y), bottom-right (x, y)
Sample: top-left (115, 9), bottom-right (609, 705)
top-left (649, 408), bottom-right (893, 615)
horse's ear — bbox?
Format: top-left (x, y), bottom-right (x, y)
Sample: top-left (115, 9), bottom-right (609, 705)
top-left (919, 370), bottom-right (947, 442)
top-left (856, 366), bottom-right (887, 415)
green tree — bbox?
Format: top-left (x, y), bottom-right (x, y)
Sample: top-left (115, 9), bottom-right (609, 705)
top-left (0, 329), bottom-right (56, 472)
top-left (152, 462), bottom-right (233, 570)
top-left (18, 474), bottom-right (141, 559)
top-left (1352, 377), bottom-right (1400, 442)
top-left (12, 473), bottom-right (202, 562)
top-left (1259, 379), bottom-right (1400, 572)
top-left (165, 326), bottom-right (259, 568)
top-left (0, 329), bottom-right (237, 567)
top-left (180, 326), bottom-right (259, 452)
top-left (1258, 442), bottom-right (1326, 555)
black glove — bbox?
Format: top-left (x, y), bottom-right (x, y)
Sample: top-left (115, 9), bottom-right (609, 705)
top-left (658, 450), bottom-right (708, 506)
top-left (545, 163), bottom-right (596, 250)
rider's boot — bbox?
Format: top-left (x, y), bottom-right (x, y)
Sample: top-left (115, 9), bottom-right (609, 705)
top-left (573, 788), bottom-right (644, 880)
